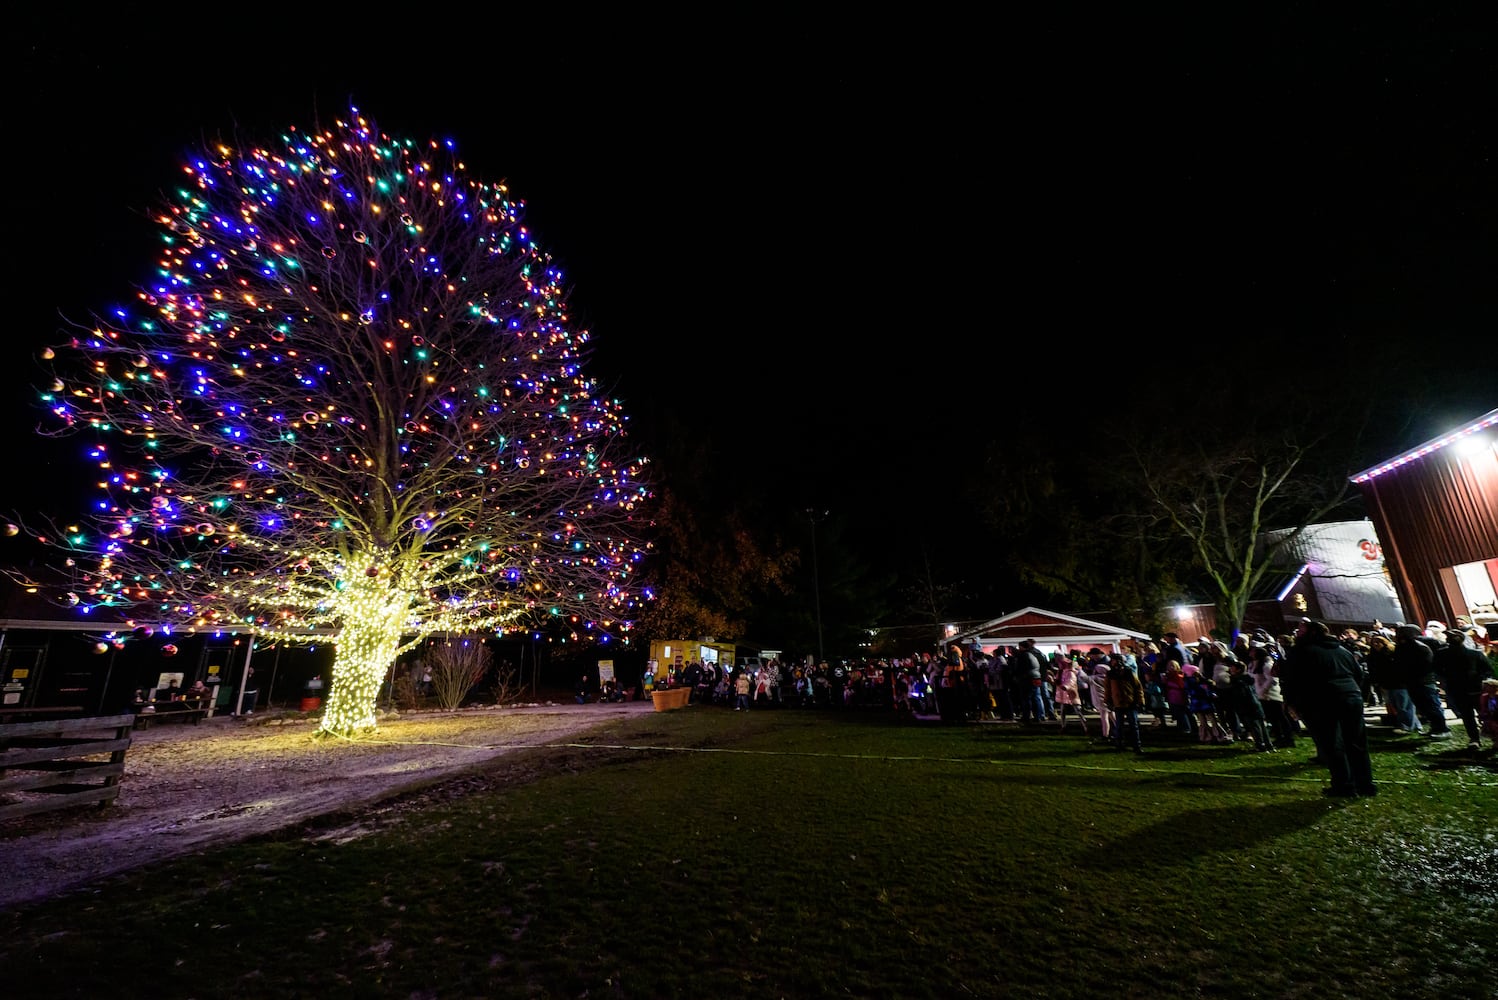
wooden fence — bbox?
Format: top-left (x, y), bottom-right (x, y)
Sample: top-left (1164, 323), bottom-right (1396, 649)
top-left (0, 714), bottom-right (135, 821)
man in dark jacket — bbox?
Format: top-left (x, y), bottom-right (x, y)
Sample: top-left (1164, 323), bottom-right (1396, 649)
top-left (1158, 632), bottom-right (1190, 672)
top-left (1012, 639), bottom-right (1047, 724)
top-left (1394, 624), bottom-right (1451, 738)
top-left (1433, 628), bottom-right (1493, 749)
top-left (1279, 619), bottom-right (1377, 798)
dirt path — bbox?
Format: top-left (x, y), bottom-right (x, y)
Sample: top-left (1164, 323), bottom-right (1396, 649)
top-left (0, 700), bottom-right (655, 911)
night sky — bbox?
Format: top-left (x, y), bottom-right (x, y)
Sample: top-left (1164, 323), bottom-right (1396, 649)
top-left (8, 12), bottom-right (1495, 581)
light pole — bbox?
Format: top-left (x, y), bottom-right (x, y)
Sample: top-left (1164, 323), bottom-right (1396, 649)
top-left (806, 509), bottom-right (827, 664)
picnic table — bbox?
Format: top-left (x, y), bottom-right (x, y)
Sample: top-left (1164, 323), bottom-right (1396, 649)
top-left (131, 697), bottom-right (211, 729)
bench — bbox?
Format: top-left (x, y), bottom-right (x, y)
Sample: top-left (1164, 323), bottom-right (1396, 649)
top-left (0, 713), bottom-right (134, 820)
top-left (132, 698), bottom-right (211, 730)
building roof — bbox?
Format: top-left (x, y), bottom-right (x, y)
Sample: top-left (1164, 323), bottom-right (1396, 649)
top-left (946, 606), bottom-right (1153, 648)
top-left (1351, 407), bottom-right (1498, 483)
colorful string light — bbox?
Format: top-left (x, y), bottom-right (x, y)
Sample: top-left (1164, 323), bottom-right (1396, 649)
top-left (32, 107), bottom-right (653, 735)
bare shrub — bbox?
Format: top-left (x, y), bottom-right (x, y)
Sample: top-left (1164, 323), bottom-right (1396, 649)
top-left (426, 639), bottom-right (493, 711)
top-left (391, 670), bottom-right (420, 711)
top-left (488, 659), bottom-right (521, 706)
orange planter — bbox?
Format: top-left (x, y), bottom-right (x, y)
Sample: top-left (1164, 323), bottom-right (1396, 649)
top-left (650, 687), bottom-right (691, 711)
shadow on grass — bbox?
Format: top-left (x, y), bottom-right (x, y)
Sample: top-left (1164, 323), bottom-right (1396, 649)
top-left (1089, 799), bottom-right (1335, 870)
top-left (1414, 745), bottom-right (1498, 774)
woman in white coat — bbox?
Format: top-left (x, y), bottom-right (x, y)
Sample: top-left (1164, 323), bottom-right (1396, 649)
top-left (1087, 651), bottom-right (1113, 741)
top-left (1249, 643), bottom-right (1296, 748)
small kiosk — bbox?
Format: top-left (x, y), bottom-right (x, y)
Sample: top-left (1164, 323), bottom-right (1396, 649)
top-left (646, 639), bottom-right (739, 685)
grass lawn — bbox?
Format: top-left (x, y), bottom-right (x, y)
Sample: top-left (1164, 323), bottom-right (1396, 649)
top-left (1, 708), bottom-right (1493, 999)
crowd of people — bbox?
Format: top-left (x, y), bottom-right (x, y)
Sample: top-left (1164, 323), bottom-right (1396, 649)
top-left (623, 618), bottom-right (1498, 791)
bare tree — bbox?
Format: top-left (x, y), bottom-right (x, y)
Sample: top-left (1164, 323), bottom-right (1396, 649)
top-left (1125, 403), bottom-right (1364, 636)
top-left (12, 107), bottom-right (651, 735)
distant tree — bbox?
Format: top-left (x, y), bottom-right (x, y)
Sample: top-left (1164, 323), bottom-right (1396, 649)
top-left (969, 438), bottom-right (1186, 627)
top-left (885, 545), bottom-right (976, 654)
top-left (635, 487), bottom-right (798, 640)
top-left (10, 108), bottom-right (651, 735)
top-left (750, 512), bottom-right (896, 661)
top-left (633, 422), bottom-right (798, 641)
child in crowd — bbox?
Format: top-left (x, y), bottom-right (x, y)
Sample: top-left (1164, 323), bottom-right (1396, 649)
top-left (1162, 660), bottom-right (1192, 736)
top-left (1186, 667), bottom-right (1229, 743)
top-left (1225, 657), bottom-right (1272, 751)
top-left (1052, 653), bottom-right (1089, 735)
top-left (1479, 678), bottom-right (1498, 743)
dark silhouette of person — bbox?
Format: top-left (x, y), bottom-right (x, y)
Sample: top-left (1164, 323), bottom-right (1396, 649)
top-left (1433, 628), bottom-right (1493, 749)
top-left (1394, 623), bottom-right (1450, 737)
top-left (1279, 619), bottom-right (1376, 798)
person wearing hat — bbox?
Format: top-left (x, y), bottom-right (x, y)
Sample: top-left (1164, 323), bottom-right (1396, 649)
top-left (1433, 627), bottom-right (1493, 750)
top-left (1105, 654), bottom-right (1146, 753)
top-left (1248, 642), bottom-right (1296, 748)
top-left (1394, 624), bottom-right (1452, 739)
top-left (1279, 619), bottom-right (1377, 797)
top-left (1251, 628), bottom-right (1281, 657)
top-left (1209, 643), bottom-right (1246, 741)
top-left (1225, 655), bottom-right (1273, 751)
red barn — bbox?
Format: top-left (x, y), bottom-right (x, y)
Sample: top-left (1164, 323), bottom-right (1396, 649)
top-left (1352, 407), bottom-right (1498, 635)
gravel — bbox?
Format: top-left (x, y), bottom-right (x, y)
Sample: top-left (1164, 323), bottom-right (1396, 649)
top-left (0, 700), bottom-right (653, 911)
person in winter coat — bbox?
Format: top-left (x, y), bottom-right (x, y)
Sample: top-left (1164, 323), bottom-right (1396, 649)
top-left (1161, 660), bottom-right (1192, 736)
top-left (1087, 650), bottom-right (1113, 741)
top-left (1185, 668), bottom-right (1227, 743)
top-left (753, 664), bottom-right (777, 708)
top-left (1207, 643), bottom-right (1245, 740)
top-left (1013, 639), bottom-right (1048, 724)
top-left (1280, 619), bottom-right (1377, 798)
top-left (1394, 624), bottom-right (1450, 738)
top-left (1433, 627), bottom-right (1493, 749)
top-left (1225, 657), bottom-right (1272, 751)
top-left (1052, 654), bottom-right (1089, 735)
top-left (1480, 678), bottom-right (1498, 743)
top-left (1140, 661), bottom-right (1169, 729)
top-left (1158, 632), bottom-right (1191, 673)
top-left (1366, 632), bottom-right (1420, 734)
top-left (1249, 644), bottom-right (1296, 748)
top-left (1105, 655), bottom-right (1146, 752)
